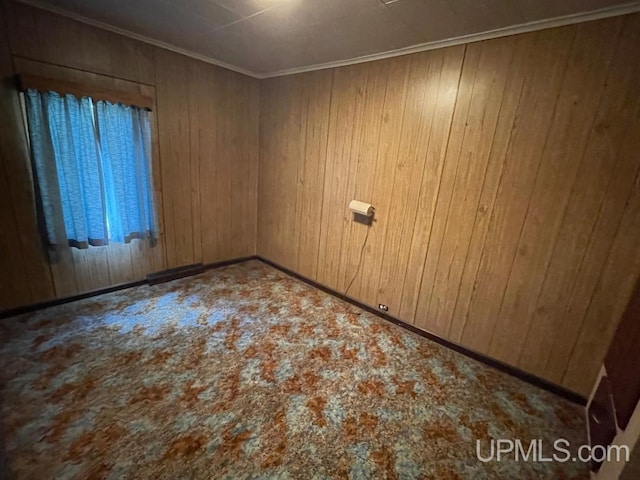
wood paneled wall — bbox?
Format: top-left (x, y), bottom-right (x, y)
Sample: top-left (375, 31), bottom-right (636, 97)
top-left (2, 0), bottom-right (639, 397)
top-left (258, 13), bottom-right (640, 396)
top-left (0, 1), bottom-right (259, 311)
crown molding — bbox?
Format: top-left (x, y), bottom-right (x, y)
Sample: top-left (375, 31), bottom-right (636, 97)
top-left (262, 1), bottom-right (640, 78)
top-left (16, 0), bottom-right (640, 80)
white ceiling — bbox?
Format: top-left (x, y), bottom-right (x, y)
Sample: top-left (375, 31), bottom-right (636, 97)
top-left (19, 0), bottom-right (640, 77)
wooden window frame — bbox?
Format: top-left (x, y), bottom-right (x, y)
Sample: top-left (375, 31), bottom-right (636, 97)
top-left (18, 74), bottom-right (154, 110)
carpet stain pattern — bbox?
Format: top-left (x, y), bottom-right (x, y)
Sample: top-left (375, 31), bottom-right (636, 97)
top-left (1, 261), bottom-right (588, 479)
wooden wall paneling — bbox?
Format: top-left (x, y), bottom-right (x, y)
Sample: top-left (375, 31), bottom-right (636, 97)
top-left (258, 74), bottom-right (305, 268)
top-left (605, 277), bottom-right (640, 430)
top-left (0, 5), bottom-right (56, 309)
top-left (338, 61), bottom-right (390, 299)
top-left (375, 52), bottom-right (441, 314)
top-left (459, 26), bottom-right (576, 354)
top-left (488, 17), bottom-right (623, 365)
top-left (416, 37), bottom-right (517, 335)
top-left (424, 37), bottom-right (515, 338)
top-left (562, 128), bottom-right (640, 394)
top-left (270, 74), bottom-right (303, 270)
top-left (128, 80), bottom-right (165, 277)
top-left (356, 58), bottom-right (410, 309)
top-left (286, 74), bottom-right (310, 269)
top-left (291, 73), bottom-right (314, 273)
top-left (448, 33), bottom-right (536, 343)
top-left (3, 0), bottom-right (39, 61)
top-left (218, 71), bottom-right (248, 258)
top-left (335, 61), bottom-right (384, 295)
top-left (294, 71), bottom-right (332, 279)
top-left (189, 59), bottom-right (217, 263)
top-left (412, 42), bottom-right (483, 332)
top-left (256, 79), bottom-right (280, 263)
top-left (0, 168), bottom-right (21, 307)
top-left (104, 243), bottom-right (134, 285)
top-left (154, 48), bottom-right (194, 269)
top-left (315, 65), bottom-right (366, 288)
top-left (108, 34), bottom-right (155, 86)
top-left (518, 16), bottom-right (640, 378)
top-left (233, 73), bottom-right (259, 258)
top-left (71, 247), bottom-right (112, 291)
top-left (542, 15), bottom-right (640, 388)
top-left (384, 49), bottom-right (447, 315)
top-left (230, 77), bottom-right (258, 260)
top-left (77, 20), bottom-right (113, 76)
top-left (258, 14), bottom-right (640, 395)
top-left (0, 4), bottom-right (29, 308)
top-left (329, 62), bottom-right (377, 295)
top-left (556, 129), bottom-right (640, 391)
top-left (397, 46), bottom-right (464, 321)
top-left (262, 75), bottom-right (290, 267)
top-left (4, 0), bottom-right (640, 395)
top-left (6, 2), bottom-right (153, 85)
top-left (186, 58), bottom-right (206, 264)
top-left (215, 68), bottom-right (237, 262)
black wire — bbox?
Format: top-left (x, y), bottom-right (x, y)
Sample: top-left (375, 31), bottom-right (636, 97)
top-left (344, 224), bottom-right (372, 297)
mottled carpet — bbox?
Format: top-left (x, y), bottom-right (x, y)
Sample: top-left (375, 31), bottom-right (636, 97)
top-left (1, 260), bottom-right (588, 479)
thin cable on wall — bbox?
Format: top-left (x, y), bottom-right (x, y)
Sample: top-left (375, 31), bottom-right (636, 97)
top-left (344, 225), bottom-right (372, 298)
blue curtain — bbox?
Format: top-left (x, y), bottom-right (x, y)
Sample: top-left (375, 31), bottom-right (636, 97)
top-left (25, 89), bottom-right (156, 248)
top-left (96, 101), bottom-right (155, 243)
top-left (25, 90), bottom-right (108, 248)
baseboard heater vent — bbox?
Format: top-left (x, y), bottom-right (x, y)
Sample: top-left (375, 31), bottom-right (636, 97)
top-left (146, 263), bottom-right (205, 285)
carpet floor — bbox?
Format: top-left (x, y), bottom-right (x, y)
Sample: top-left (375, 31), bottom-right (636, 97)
top-left (1, 260), bottom-right (589, 479)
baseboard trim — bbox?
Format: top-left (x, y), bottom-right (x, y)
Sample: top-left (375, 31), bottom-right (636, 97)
top-left (203, 255), bottom-right (258, 270)
top-left (0, 279), bottom-right (147, 320)
top-left (0, 255), bottom-right (258, 319)
top-left (256, 256), bottom-right (587, 406)
top-left (146, 263), bottom-right (206, 285)
top-left (0, 253), bottom-right (586, 405)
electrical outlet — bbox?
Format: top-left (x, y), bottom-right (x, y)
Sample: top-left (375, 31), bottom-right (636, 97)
top-left (378, 304), bottom-right (389, 312)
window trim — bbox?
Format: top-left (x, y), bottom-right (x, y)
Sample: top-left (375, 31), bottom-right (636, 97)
top-left (18, 74), bottom-right (154, 111)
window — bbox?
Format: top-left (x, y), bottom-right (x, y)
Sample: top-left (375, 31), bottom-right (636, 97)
top-left (24, 88), bottom-right (156, 249)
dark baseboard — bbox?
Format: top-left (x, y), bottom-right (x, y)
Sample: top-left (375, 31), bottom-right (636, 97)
top-left (256, 256), bottom-right (587, 406)
top-left (0, 255), bottom-right (257, 320)
top-left (203, 255), bottom-right (258, 270)
top-left (0, 280), bottom-right (147, 320)
top-left (0, 253), bottom-right (586, 405)
top-left (147, 263), bottom-right (206, 285)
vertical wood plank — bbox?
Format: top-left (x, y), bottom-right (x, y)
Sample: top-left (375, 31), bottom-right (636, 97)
top-left (339, 61), bottom-right (391, 299)
top-left (519, 16), bottom-right (640, 379)
top-left (316, 65), bottom-right (367, 288)
top-left (424, 37), bottom-right (515, 338)
top-left (398, 46), bottom-right (464, 321)
top-left (448, 33), bottom-right (536, 342)
top-left (413, 41), bottom-right (484, 332)
top-left (154, 48), bottom-right (193, 269)
top-left (357, 58), bottom-right (411, 308)
top-left (459, 26), bottom-right (576, 353)
top-left (488, 17), bottom-right (623, 365)
top-left (295, 70), bottom-right (333, 279)
top-left (562, 132), bottom-right (640, 394)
